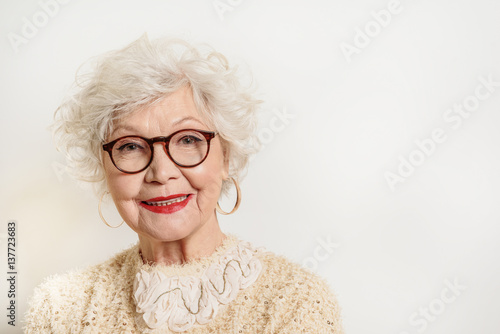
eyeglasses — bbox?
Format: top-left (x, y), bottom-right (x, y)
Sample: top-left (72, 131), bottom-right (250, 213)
top-left (102, 129), bottom-right (217, 174)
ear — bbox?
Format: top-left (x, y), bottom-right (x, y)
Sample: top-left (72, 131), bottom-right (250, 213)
top-left (221, 142), bottom-right (230, 180)
top-left (222, 151), bottom-right (230, 180)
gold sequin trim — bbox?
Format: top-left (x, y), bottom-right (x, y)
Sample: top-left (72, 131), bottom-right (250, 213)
top-left (152, 258), bottom-right (254, 315)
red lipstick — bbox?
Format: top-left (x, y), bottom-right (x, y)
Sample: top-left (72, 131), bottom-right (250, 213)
top-left (139, 194), bottom-right (192, 214)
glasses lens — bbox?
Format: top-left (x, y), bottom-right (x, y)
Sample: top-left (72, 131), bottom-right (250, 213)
top-left (169, 130), bottom-right (209, 166)
top-left (111, 137), bottom-right (151, 172)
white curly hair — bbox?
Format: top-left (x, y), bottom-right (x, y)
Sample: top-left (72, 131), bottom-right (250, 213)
top-left (52, 34), bottom-right (261, 197)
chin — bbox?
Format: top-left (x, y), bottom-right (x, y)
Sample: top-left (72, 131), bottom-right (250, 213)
top-left (140, 221), bottom-right (199, 242)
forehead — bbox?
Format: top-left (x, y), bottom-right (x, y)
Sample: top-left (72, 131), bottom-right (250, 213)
top-left (111, 87), bottom-right (208, 138)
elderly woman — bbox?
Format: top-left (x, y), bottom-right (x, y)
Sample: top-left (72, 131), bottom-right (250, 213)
top-left (24, 35), bottom-right (343, 333)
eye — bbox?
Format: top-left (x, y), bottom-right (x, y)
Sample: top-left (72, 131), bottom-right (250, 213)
top-left (118, 143), bottom-right (141, 151)
top-left (179, 135), bottom-right (202, 145)
top-left (115, 138), bottom-right (147, 152)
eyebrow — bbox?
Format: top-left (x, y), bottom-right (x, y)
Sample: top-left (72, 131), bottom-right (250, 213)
top-left (171, 116), bottom-right (205, 127)
top-left (113, 116), bottom-right (206, 135)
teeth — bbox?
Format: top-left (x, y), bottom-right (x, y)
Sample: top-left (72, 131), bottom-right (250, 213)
top-left (145, 195), bottom-right (188, 206)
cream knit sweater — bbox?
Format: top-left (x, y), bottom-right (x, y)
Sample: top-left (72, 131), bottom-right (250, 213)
top-left (24, 234), bottom-right (344, 333)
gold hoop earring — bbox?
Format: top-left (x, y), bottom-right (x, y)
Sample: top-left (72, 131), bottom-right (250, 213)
top-left (216, 178), bottom-right (241, 215)
top-left (98, 192), bottom-right (124, 228)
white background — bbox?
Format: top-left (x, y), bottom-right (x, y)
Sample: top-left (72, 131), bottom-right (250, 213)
top-left (1, 0), bottom-right (500, 333)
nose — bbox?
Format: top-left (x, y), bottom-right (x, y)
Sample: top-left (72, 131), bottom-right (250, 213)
top-left (144, 142), bottom-right (182, 183)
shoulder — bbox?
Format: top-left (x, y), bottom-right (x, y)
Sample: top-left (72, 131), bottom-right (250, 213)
top-left (258, 248), bottom-right (338, 294)
top-left (254, 249), bottom-right (344, 333)
top-left (23, 268), bottom-right (96, 332)
top-left (23, 243), bottom-right (137, 333)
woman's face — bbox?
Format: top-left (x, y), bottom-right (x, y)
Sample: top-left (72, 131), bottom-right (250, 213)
top-left (103, 86), bottom-right (228, 242)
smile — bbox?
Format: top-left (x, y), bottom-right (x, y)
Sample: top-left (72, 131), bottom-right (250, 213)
top-left (140, 194), bottom-right (192, 214)
top-left (143, 195), bottom-right (189, 206)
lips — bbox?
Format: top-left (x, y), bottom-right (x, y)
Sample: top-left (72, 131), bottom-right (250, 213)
top-left (140, 194), bottom-right (192, 214)
top-left (143, 195), bottom-right (189, 206)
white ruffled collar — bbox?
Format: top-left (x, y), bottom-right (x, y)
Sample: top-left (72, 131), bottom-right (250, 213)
top-left (133, 236), bottom-right (263, 332)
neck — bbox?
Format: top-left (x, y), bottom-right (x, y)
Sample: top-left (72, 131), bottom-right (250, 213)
top-left (138, 220), bottom-right (226, 266)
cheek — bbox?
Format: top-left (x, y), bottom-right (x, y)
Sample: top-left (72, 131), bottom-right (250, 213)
top-left (109, 177), bottom-right (140, 200)
top-left (106, 173), bottom-right (143, 224)
top-left (188, 168), bottom-right (222, 199)
top-left (186, 159), bottom-right (225, 205)
top-left (104, 161), bottom-right (142, 202)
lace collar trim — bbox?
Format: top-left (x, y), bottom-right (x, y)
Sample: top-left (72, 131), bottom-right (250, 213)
top-left (133, 239), bottom-right (263, 332)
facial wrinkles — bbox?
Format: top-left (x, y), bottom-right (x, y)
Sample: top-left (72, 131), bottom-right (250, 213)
top-left (119, 91), bottom-right (219, 202)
